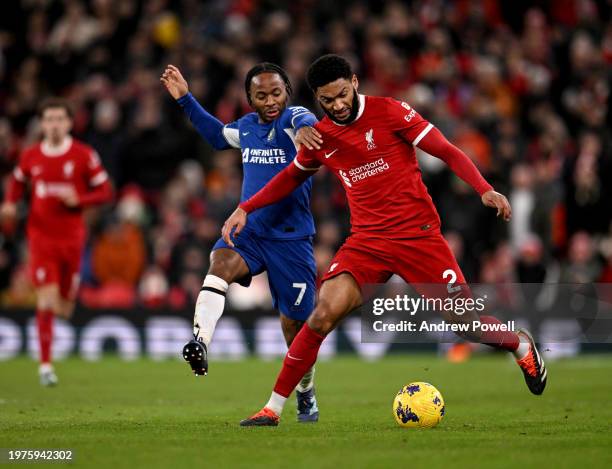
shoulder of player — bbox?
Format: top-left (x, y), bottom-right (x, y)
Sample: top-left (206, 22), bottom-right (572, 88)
top-left (70, 140), bottom-right (98, 159)
top-left (313, 116), bottom-right (332, 132)
top-left (368, 95), bottom-right (412, 111)
top-left (70, 138), bottom-right (92, 152)
top-left (237, 112), bottom-right (258, 127)
top-left (20, 143), bottom-right (40, 159)
top-left (18, 142), bottom-right (45, 167)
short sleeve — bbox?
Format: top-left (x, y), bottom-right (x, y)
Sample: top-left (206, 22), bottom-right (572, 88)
top-left (222, 120), bottom-right (241, 149)
top-left (386, 98), bottom-right (434, 146)
top-left (293, 146), bottom-right (321, 172)
top-left (87, 149), bottom-right (109, 186)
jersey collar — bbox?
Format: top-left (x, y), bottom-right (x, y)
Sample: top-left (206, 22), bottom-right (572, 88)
top-left (330, 94), bottom-right (366, 127)
top-left (41, 136), bottom-right (73, 157)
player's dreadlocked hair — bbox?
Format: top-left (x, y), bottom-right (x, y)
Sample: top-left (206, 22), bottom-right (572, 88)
top-left (244, 63), bottom-right (293, 105)
top-left (306, 54), bottom-right (353, 92)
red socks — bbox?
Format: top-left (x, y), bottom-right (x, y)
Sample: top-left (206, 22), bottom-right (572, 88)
top-left (36, 309), bottom-right (54, 364)
top-left (479, 315), bottom-right (519, 352)
top-left (273, 324), bottom-right (325, 398)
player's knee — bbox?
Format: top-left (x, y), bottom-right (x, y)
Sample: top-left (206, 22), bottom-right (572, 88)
top-left (307, 303), bottom-right (337, 336)
top-left (37, 290), bottom-right (61, 314)
top-left (208, 258), bottom-right (239, 283)
top-left (59, 301), bottom-right (75, 319)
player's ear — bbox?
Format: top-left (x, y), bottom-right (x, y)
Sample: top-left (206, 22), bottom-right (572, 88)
top-left (351, 74), bottom-right (359, 90)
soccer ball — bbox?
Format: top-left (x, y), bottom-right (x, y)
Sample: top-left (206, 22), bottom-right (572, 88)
top-left (393, 382), bottom-right (445, 428)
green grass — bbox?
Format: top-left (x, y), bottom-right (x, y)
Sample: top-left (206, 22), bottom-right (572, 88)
top-left (1, 354), bottom-right (611, 468)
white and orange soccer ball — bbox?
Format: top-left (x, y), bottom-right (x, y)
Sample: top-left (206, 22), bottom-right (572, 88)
top-left (393, 382), bottom-right (445, 428)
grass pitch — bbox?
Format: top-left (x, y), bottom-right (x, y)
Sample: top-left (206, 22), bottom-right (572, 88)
top-left (1, 354), bottom-right (611, 468)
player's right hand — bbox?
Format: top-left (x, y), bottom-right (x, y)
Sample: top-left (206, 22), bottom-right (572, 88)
top-left (481, 190), bottom-right (512, 221)
top-left (222, 207), bottom-right (248, 248)
top-left (0, 202), bottom-right (17, 221)
top-left (160, 64), bottom-right (189, 100)
top-left (295, 126), bottom-right (323, 150)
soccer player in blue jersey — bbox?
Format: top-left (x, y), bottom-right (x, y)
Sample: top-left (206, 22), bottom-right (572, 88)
top-left (161, 63), bottom-right (322, 422)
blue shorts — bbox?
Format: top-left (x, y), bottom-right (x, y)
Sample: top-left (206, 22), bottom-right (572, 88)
top-left (212, 228), bottom-right (316, 321)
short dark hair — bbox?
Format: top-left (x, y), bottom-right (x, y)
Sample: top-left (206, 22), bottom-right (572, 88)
top-left (38, 97), bottom-right (73, 119)
top-left (244, 63), bottom-right (292, 105)
top-left (306, 54), bottom-right (353, 92)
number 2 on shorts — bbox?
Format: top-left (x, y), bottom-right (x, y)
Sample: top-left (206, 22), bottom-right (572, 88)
top-left (443, 269), bottom-right (461, 294)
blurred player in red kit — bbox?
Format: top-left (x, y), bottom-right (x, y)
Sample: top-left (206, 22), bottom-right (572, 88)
top-left (1, 98), bottom-right (113, 386)
top-left (223, 55), bottom-right (548, 426)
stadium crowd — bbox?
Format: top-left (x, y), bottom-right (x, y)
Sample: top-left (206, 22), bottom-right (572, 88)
top-left (0, 0), bottom-right (611, 310)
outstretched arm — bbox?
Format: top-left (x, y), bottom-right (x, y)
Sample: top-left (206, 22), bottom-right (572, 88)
top-left (161, 65), bottom-right (234, 150)
top-left (221, 162), bottom-right (314, 246)
top-left (416, 127), bottom-right (511, 221)
top-left (387, 98), bottom-right (511, 220)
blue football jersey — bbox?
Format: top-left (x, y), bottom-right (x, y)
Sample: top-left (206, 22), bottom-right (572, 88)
top-left (222, 107), bottom-right (316, 238)
top-left (177, 93), bottom-right (316, 239)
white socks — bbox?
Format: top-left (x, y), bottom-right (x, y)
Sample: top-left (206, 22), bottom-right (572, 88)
top-left (513, 340), bottom-right (530, 360)
top-left (296, 367), bottom-right (315, 393)
top-left (194, 275), bottom-right (229, 347)
top-left (265, 367), bottom-right (315, 416)
top-left (265, 392), bottom-right (287, 415)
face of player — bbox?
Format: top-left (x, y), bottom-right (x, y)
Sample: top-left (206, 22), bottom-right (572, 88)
top-left (40, 107), bottom-right (72, 145)
top-left (249, 72), bottom-right (289, 123)
top-left (315, 75), bottom-right (360, 124)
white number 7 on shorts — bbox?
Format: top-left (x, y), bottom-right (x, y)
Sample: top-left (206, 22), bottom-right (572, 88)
top-left (292, 282), bottom-right (307, 306)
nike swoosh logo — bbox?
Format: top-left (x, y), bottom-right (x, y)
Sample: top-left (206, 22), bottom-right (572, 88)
top-left (287, 353), bottom-right (303, 361)
top-left (324, 149), bottom-right (338, 158)
top-left (242, 132), bottom-right (250, 136)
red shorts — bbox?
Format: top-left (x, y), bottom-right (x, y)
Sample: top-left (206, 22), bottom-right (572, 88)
top-left (322, 232), bottom-right (467, 289)
top-left (29, 239), bottom-right (82, 301)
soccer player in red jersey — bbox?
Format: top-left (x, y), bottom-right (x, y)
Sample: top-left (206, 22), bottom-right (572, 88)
top-left (223, 55), bottom-right (547, 426)
top-left (1, 98), bottom-right (113, 386)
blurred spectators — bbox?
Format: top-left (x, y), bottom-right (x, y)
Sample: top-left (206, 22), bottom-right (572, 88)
top-left (1, 0), bottom-right (611, 309)
top-left (560, 231), bottom-right (602, 283)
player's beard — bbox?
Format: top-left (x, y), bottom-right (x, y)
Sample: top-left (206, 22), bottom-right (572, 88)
top-left (323, 88), bottom-right (360, 125)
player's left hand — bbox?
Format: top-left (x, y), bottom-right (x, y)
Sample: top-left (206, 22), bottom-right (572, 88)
top-left (222, 207), bottom-right (248, 247)
top-left (481, 190), bottom-right (511, 221)
top-left (295, 126), bottom-right (323, 150)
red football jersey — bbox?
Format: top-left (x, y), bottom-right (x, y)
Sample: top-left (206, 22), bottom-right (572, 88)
top-left (295, 95), bottom-right (441, 238)
top-left (10, 137), bottom-right (109, 243)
